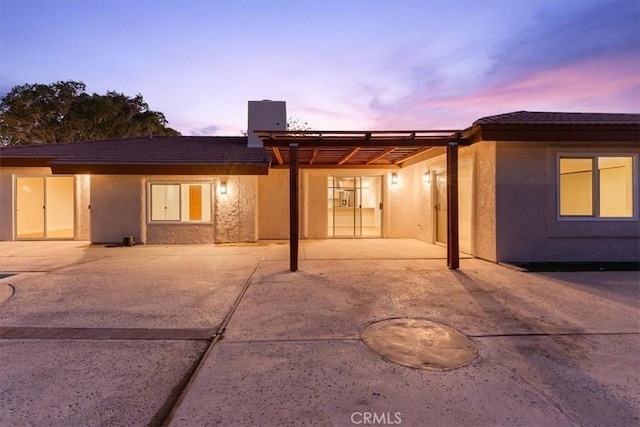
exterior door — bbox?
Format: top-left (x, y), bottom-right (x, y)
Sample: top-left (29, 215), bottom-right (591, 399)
top-left (435, 171), bottom-right (447, 244)
top-left (16, 176), bottom-right (74, 239)
top-left (16, 177), bottom-right (45, 239)
top-left (328, 176), bottom-right (381, 237)
top-left (434, 167), bottom-right (472, 252)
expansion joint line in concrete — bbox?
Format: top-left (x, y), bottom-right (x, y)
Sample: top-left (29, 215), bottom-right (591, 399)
top-left (47, 256), bottom-right (113, 273)
top-left (0, 327), bottom-right (214, 340)
top-left (221, 338), bottom-right (363, 344)
top-left (160, 261), bottom-right (261, 427)
top-left (469, 332), bottom-right (640, 338)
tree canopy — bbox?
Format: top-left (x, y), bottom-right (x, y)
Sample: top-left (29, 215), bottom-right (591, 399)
top-left (286, 117), bottom-right (312, 131)
top-left (0, 81), bottom-right (180, 146)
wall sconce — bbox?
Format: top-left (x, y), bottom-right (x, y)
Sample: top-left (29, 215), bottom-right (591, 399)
top-left (391, 173), bottom-right (399, 185)
top-left (220, 181), bottom-right (227, 195)
top-left (423, 171), bottom-right (431, 184)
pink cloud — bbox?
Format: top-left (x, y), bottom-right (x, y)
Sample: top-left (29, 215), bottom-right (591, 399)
top-left (372, 53), bottom-right (639, 130)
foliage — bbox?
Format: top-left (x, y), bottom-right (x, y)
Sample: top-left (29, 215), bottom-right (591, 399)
top-left (0, 81), bottom-right (180, 146)
top-left (241, 117), bottom-right (313, 136)
top-left (286, 117), bottom-right (312, 131)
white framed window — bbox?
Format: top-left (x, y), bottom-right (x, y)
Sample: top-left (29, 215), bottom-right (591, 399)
top-left (149, 182), bottom-right (212, 222)
top-left (558, 154), bottom-right (636, 219)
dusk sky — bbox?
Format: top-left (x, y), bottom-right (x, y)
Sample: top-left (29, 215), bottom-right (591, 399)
top-left (1, 0), bottom-right (639, 135)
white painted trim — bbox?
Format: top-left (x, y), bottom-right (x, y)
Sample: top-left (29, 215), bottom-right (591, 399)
top-left (146, 180), bottom-right (214, 224)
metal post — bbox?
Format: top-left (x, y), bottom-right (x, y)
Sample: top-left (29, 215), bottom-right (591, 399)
top-left (289, 143), bottom-right (299, 272)
top-left (446, 142), bottom-right (459, 269)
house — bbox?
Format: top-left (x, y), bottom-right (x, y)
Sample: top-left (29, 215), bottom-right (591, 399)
top-left (1, 101), bottom-right (638, 268)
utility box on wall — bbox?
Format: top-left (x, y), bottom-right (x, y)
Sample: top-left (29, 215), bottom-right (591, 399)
top-left (247, 100), bottom-right (286, 147)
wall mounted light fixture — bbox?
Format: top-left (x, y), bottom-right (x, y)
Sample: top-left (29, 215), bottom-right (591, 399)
top-left (220, 181), bottom-right (228, 195)
top-left (423, 171), bottom-right (431, 184)
top-left (391, 173), bottom-right (399, 185)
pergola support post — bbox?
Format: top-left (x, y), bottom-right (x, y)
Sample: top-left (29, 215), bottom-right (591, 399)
top-left (446, 141), bottom-right (459, 269)
top-left (289, 143), bottom-right (299, 272)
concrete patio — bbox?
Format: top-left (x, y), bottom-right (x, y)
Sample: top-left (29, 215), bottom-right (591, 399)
top-left (0, 239), bottom-right (638, 426)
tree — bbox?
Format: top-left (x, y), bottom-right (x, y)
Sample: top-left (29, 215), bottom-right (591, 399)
top-left (241, 117), bottom-right (313, 137)
top-left (286, 117), bottom-right (312, 132)
top-left (0, 81), bottom-right (179, 146)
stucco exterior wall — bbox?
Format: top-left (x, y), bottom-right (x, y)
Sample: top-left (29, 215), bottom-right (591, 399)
top-left (75, 175), bottom-right (91, 240)
top-left (407, 142), bottom-right (497, 261)
top-left (468, 142), bottom-right (497, 261)
top-left (302, 170), bottom-right (329, 239)
top-left (258, 169), bottom-right (290, 239)
top-left (0, 168), bottom-right (27, 240)
top-left (91, 174), bottom-right (257, 245)
top-left (495, 142), bottom-right (640, 262)
top-left (214, 175), bottom-right (258, 243)
top-left (384, 164), bottom-right (432, 241)
top-left (0, 168), bottom-right (90, 241)
top-left (91, 175), bottom-right (145, 244)
top-left (147, 223), bottom-right (215, 244)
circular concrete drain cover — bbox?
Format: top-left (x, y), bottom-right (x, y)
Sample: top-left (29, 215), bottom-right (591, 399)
top-left (0, 284), bottom-right (15, 304)
top-left (361, 318), bottom-right (478, 371)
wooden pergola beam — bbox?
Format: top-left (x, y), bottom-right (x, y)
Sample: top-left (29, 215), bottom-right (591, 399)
top-left (446, 142), bottom-right (459, 269)
top-left (270, 163), bottom-right (400, 170)
top-left (258, 129), bottom-right (469, 148)
top-left (337, 147), bottom-right (361, 165)
top-left (263, 139), bottom-right (467, 148)
top-left (289, 143), bottom-right (299, 272)
top-left (309, 147), bottom-right (318, 165)
top-left (393, 147), bottom-right (434, 165)
top-left (272, 147), bottom-right (284, 165)
top-left (366, 147), bottom-right (397, 164)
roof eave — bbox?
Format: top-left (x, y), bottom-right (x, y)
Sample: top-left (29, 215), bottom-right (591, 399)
top-left (461, 123), bottom-right (640, 143)
top-left (49, 163), bottom-right (270, 175)
top-left (0, 157), bottom-right (56, 168)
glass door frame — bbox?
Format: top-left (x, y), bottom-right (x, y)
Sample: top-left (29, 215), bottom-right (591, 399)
top-left (14, 175), bottom-right (76, 240)
top-left (328, 175), bottom-right (381, 238)
top-left (434, 170), bottom-right (447, 245)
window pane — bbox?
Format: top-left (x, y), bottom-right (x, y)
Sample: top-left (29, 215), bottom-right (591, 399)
top-left (599, 157), bottom-right (633, 217)
top-left (559, 158), bottom-right (593, 216)
top-left (201, 184), bottom-right (211, 222)
top-left (46, 177), bottom-right (74, 238)
top-left (16, 177), bottom-right (45, 238)
top-left (189, 185), bottom-right (202, 221)
top-left (180, 183), bottom-right (211, 222)
top-left (151, 184), bottom-right (180, 221)
top-left (151, 183), bottom-right (211, 222)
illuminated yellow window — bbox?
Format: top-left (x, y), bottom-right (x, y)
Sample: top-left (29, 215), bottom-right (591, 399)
top-left (189, 185), bottom-right (203, 221)
top-left (559, 156), bottom-right (635, 218)
top-left (150, 182), bottom-right (211, 222)
top-left (598, 157), bottom-right (633, 217)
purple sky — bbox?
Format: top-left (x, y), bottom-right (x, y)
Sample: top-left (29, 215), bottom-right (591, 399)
top-left (2, 0), bottom-right (638, 135)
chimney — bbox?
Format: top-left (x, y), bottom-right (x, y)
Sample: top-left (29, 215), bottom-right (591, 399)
top-left (247, 100), bottom-right (286, 147)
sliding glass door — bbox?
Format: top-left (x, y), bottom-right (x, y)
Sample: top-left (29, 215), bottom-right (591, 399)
top-left (16, 176), bottom-right (74, 239)
top-left (328, 176), bottom-right (381, 237)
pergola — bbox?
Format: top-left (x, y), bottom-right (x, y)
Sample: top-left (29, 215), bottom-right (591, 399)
top-left (255, 130), bottom-right (472, 271)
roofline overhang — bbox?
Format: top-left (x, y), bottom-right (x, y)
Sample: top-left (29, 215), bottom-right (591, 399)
top-left (0, 157), bottom-right (56, 168)
top-left (48, 163), bottom-right (270, 175)
top-left (461, 123), bottom-right (640, 143)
